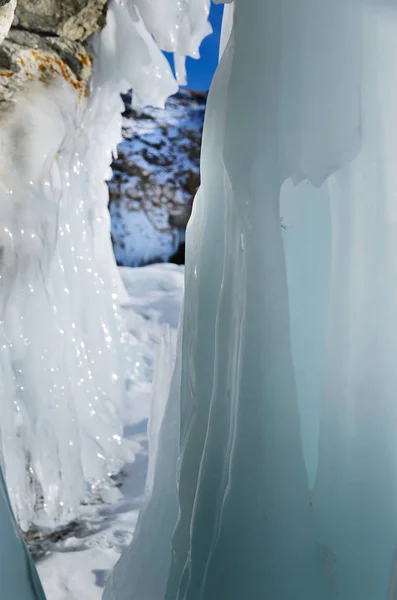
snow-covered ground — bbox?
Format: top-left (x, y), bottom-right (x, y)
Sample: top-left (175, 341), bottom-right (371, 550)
top-left (37, 264), bottom-right (184, 600)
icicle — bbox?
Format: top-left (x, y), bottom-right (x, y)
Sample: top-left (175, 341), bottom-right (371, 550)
top-left (133, 0), bottom-right (212, 87)
top-left (174, 54), bottom-right (188, 87)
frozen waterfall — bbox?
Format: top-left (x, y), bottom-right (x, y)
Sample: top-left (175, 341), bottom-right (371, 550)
top-left (0, 0), bottom-right (177, 532)
top-left (0, 0), bottom-right (210, 530)
top-left (105, 1), bottom-right (397, 599)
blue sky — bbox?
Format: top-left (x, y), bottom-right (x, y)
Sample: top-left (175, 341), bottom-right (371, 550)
top-left (165, 2), bottom-right (224, 91)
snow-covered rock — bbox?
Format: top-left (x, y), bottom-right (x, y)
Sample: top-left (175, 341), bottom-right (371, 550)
top-left (109, 89), bottom-right (206, 267)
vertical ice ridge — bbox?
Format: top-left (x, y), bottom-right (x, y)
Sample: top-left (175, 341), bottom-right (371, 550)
top-left (194, 167), bottom-right (247, 600)
top-left (105, 2), bottom-right (320, 598)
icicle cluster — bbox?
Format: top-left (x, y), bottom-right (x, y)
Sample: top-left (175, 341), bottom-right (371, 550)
top-left (134, 0), bottom-right (212, 85)
top-left (105, 1), bottom-right (397, 600)
top-left (0, 0), bottom-right (210, 532)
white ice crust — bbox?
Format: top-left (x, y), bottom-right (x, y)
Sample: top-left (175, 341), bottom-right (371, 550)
top-left (0, 0), bottom-right (210, 533)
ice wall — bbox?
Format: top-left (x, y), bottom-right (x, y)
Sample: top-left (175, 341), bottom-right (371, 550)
top-left (105, 1), bottom-right (322, 598)
top-left (105, 1), bottom-right (397, 599)
top-left (0, 0), bottom-right (199, 532)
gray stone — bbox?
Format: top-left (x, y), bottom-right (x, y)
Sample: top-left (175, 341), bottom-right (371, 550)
top-left (0, 29), bottom-right (93, 105)
top-left (14, 0), bottom-right (108, 41)
top-left (0, 1), bottom-right (12, 7)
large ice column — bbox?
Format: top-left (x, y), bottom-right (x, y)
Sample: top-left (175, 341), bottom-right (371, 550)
top-left (104, 1), bottom-right (335, 599)
top-left (106, 0), bottom-right (397, 599)
top-left (0, 469), bottom-right (46, 599)
top-left (161, 3), bottom-right (324, 598)
top-left (0, 0), bottom-right (178, 530)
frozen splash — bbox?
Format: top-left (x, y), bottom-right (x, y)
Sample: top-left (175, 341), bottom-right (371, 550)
top-left (0, 0), bottom-right (210, 531)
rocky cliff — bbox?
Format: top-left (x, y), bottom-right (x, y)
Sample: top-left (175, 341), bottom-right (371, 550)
top-left (109, 88), bottom-right (206, 267)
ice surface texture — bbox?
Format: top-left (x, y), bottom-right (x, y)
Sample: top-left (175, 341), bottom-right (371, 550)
top-left (105, 1), bottom-right (397, 599)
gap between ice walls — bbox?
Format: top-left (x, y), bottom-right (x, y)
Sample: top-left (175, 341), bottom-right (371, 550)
top-left (0, 0), bottom-right (212, 596)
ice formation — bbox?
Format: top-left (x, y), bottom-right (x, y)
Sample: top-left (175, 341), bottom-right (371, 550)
top-left (0, 470), bottom-right (46, 599)
top-left (0, 0), bottom-right (211, 534)
top-left (104, 1), bottom-right (397, 600)
top-left (133, 0), bottom-right (212, 85)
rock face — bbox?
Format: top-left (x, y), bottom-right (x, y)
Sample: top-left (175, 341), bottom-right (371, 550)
top-left (0, 0), bottom-right (108, 107)
top-left (14, 0), bottom-right (108, 41)
top-left (0, 29), bottom-right (93, 104)
top-left (108, 89), bottom-right (206, 267)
